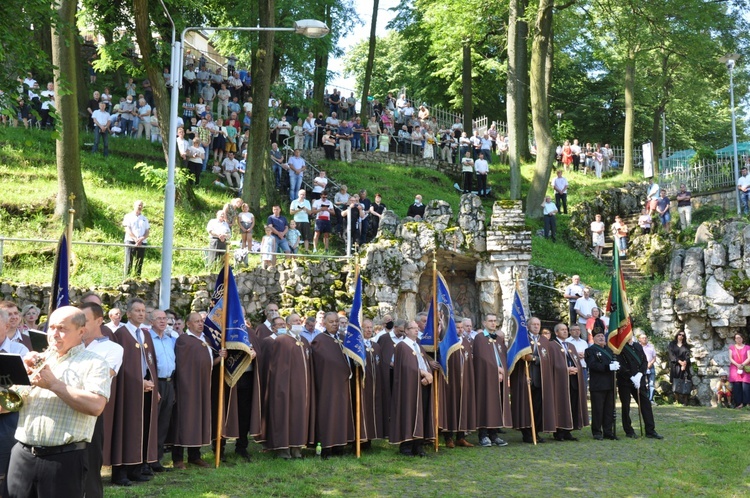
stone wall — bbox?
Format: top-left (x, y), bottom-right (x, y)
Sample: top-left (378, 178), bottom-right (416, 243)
top-left (649, 219), bottom-right (750, 406)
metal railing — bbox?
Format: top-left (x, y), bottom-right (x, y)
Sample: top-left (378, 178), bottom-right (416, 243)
top-left (658, 157), bottom-right (740, 195)
top-left (0, 236), bottom-right (353, 282)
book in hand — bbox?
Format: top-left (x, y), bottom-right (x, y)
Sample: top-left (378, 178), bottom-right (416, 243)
top-left (0, 354), bottom-right (31, 386)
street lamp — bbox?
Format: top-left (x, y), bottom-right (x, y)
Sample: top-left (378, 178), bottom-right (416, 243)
top-left (157, 13), bottom-right (329, 309)
top-left (719, 53), bottom-right (741, 216)
top-left (554, 109), bottom-right (564, 130)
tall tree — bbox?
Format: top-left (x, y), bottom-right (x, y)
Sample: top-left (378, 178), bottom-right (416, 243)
top-left (507, 0), bottom-right (529, 199)
top-left (525, 0), bottom-right (555, 218)
top-left (360, 0), bottom-right (379, 118)
top-left (51, 0), bottom-right (87, 227)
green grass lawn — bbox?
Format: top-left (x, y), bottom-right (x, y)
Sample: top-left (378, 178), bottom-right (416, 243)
top-left (103, 405), bottom-right (750, 497)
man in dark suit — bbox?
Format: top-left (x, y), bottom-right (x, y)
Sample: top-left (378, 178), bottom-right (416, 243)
top-left (585, 331), bottom-right (619, 440)
top-left (616, 337), bottom-right (664, 440)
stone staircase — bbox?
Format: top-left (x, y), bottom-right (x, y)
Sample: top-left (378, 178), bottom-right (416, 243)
top-left (600, 213), bottom-right (642, 280)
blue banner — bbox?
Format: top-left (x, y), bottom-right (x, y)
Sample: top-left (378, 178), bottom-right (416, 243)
top-left (343, 273), bottom-right (366, 378)
top-left (421, 272), bottom-right (461, 382)
top-left (49, 233), bottom-right (69, 315)
top-left (506, 289), bottom-right (532, 376)
top-left (204, 267), bottom-right (254, 387)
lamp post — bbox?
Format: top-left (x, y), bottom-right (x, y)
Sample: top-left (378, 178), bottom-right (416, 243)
top-left (719, 54), bottom-right (741, 216)
top-left (157, 18), bottom-right (329, 309)
top-left (555, 109), bottom-right (564, 130)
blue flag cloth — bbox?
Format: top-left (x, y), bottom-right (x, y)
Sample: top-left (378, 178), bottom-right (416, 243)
top-left (506, 289), bottom-right (532, 376)
top-left (204, 267), bottom-right (254, 387)
top-left (421, 272), bottom-right (461, 382)
top-left (49, 233), bottom-right (70, 314)
top-left (343, 274), bottom-right (366, 378)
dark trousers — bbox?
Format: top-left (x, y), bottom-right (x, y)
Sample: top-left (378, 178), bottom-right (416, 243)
top-left (187, 160), bottom-right (202, 185)
top-left (478, 428), bottom-right (500, 439)
top-left (476, 174), bottom-right (487, 196)
top-left (731, 381), bottom-right (750, 406)
top-left (172, 446), bottom-right (201, 463)
top-left (590, 389), bottom-right (615, 437)
top-left (92, 128), bottom-right (109, 157)
top-left (555, 192), bottom-right (568, 214)
top-left (156, 378), bottom-right (176, 461)
top-left (359, 217), bottom-right (369, 246)
top-left (617, 380), bottom-right (656, 435)
top-left (236, 371), bottom-right (255, 451)
top-left (462, 171), bottom-right (472, 193)
top-left (543, 215), bottom-right (557, 240)
top-left (85, 415), bottom-right (104, 498)
top-left (125, 241), bottom-right (146, 277)
top-left (6, 443), bottom-right (88, 498)
top-left (572, 154), bottom-right (580, 172)
top-left (208, 237), bottom-right (226, 265)
top-left (0, 413), bottom-right (18, 480)
top-left (568, 301), bottom-right (577, 327)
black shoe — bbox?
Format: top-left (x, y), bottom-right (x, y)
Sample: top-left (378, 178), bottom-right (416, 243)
top-left (563, 434), bottom-right (578, 442)
top-left (593, 435), bottom-right (604, 440)
top-left (129, 475), bottom-right (152, 482)
top-left (112, 478), bottom-right (132, 487)
top-left (150, 463), bottom-right (170, 473)
top-left (497, 429), bottom-right (507, 434)
top-left (605, 435), bottom-right (619, 441)
top-left (141, 464), bottom-right (154, 476)
top-left (235, 448), bottom-right (252, 462)
top-left (554, 434), bottom-right (565, 442)
top-left (625, 433), bottom-right (639, 439)
top-left (646, 432), bottom-right (664, 440)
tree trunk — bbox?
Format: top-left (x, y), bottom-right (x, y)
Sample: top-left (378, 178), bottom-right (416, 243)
top-left (244, 0), bottom-right (276, 214)
top-left (360, 0), bottom-right (379, 119)
top-left (525, 0), bottom-right (554, 219)
top-left (462, 41), bottom-right (472, 134)
top-left (623, 49), bottom-right (635, 176)
top-left (52, 0), bottom-right (87, 227)
top-left (311, 2), bottom-right (332, 115)
top-left (507, 0), bottom-right (530, 199)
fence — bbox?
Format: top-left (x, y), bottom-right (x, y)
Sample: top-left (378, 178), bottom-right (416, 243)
top-left (0, 236), bottom-right (353, 284)
top-left (658, 157), bottom-right (740, 195)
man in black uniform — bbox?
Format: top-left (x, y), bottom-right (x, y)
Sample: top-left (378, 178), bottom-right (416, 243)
top-left (585, 331), bottom-right (619, 440)
top-left (616, 337), bottom-right (664, 439)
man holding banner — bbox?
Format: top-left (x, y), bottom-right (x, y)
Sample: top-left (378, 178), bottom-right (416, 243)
top-left (473, 313), bottom-right (510, 447)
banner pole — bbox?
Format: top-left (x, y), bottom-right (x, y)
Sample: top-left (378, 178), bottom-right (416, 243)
top-left (214, 250), bottom-right (230, 468)
top-left (525, 360), bottom-right (537, 445)
top-left (356, 367), bottom-right (361, 458)
top-left (432, 251), bottom-right (439, 452)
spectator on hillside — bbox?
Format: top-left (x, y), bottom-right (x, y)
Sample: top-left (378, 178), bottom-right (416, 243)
top-left (656, 190), bottom-right (671, 233)
top-left (312, 191), bottom-right (334, 252)
top-left (590, 214), bottom-right (605, 260)
top-left (676, 184), bottom-right (692, 230)
top-left (196, 66), bottom-right (210, 95)
top-left (182, 96), bottom-right (195, 126)
top-left (407, 195), bottom-right (426, 220)
top-left (397, 125), bottom-right (410, 154)
top-left (542, 195), bottom-right (558, 241)
top-left (311, 170), bottom-right (328, 201)
top-left (211, 68), bottom-right (225, 92)
top-left (120, 95), bottom-right (136, 137)
top-left (646, 177), bottom-right (660, 215)
top-left (303, 112), bottom-right (316, 150)
top-left (322, 130), bottom-right (336, 161)
top-left (91, 101), bottom-right (111, 158)
top-left (290, 190), bottom-right (312, 252)
top-left (612, 215), bottom-right (629, 258)
top-left (480, 133), bottom-right (492, 163)
top-left (737, 166), bottom-right (750, 215)
top-left (334, 185), bottom-right (350, 235)
top-left (186, 136), bottom-right (205, 185)
top-left (87, 91), bottom-right (101, 129)
top-left (277, 115), bottom-right (292, 147)
top-left (201, 84), bottom-right (217, 116)
top-left (123, 200), bottom-right (149, 277)
top-left (315, 113), bottom-right (326, 147)
top-left (337, 121), bottom-right (354, 163)
top-left (221, 151), bottom-right (241, 190)
top-left (461, 152), bottom-right (474, 193)
top-left (639, 333), bottom-right (657, 403)
top-left (136, 98), bottom-right (151, 139)
top-left (369, 193), bottom-right (387, 238)
top-left (638, 207), bottom-right (652, 234)
top-left (150, 109), bottom-right (160, 143)
top-left (668, 331), bottom-right (692, 405)
top-left (183, 65), bottom-right (197, 98)
top-left (553, 169), bottom-right (569, 214)
top-left (267, 204), bottom-right (291, 255)
top-left (563, 275), bottom-right (585, 327)
top-left (238, 203), bottom-right (255, 251)
top-left (270, 142), bottom-right (285, 190)
top-left (574, 287), bottom-right (597, 341)
top-left (410, 126), bottom-right (423, 156)
top-left (287, 149), bottom-right (306, 200)
top-left (207, 210), bottom-right (231, 265)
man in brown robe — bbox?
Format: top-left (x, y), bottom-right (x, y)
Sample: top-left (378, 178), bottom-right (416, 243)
top-left (234, 318), bottom-right (263, 462)
top-left (253, 303), bottom-right (279, 340)
top-left (312, 312), bottom-right (356, 458)
top-left (549, 322), bottom-right (588, 441)
top-left (375, 318), bottom-right (405, 437)
top-left (259, 315), bottom-right (314, 459)
top-left (510, 316), bottom-right (557, 443)
top-left (473, 313), bottom-right (509, 447)
top-left (361, 319), bottom-right (384, 444)
top-left (389, 320), bottom-right (435, 457)
top-left (441, 327), bottom-right (475, 448)
top-left (172, 312), bottom-right (235, 468)
top-left (110, 298), bottom-right (159, 486)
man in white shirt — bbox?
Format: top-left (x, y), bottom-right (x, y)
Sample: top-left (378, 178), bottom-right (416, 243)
top-left (91, 101), bottom-right (111, 157)
top-left (311, 170), bottom-right (328, 200)
top-left (570, 139), bottom-right (582, 172)
top-left (563, 275), bottom-right (585, 326)
top-left (574, 287), bottom-right (597, 338)
top-left (738, 166), bottom-right (750, 215)
top-left (221, 151), bottom-right (241, 190)
top-left (553, 169), bottom-right (569, 214)
top-left (646, 177), bottom-right (660, 215)
top-left (312, 191), bottom-right (334, 252)
top-left (542, 196), bottom-right (558, 242)
top-left (182, 66), bottom-right (196, 98)
top-left (565, 324), bottom-right (588, 387)
top-left (136, 98), bottom-right (152, 140)
top-left (303, 112), bottom-right (316, 150)
top-left (122, 200), bottom-right (150, 277)
top-left (290, 189), bottom-right (312, 252)
top-left (474, 153), bottom-right (489, 197)
top-left (206, 210), bottom-right (231, 265)
top-left (106, 308), bottom-right (122, 332)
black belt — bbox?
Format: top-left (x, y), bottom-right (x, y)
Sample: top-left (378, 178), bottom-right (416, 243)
top-left (159, 376), bottom-right (173, 382)
top-left (21, 441), bottom-right (87, 457)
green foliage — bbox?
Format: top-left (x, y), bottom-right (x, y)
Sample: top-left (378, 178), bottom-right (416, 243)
top-left (724, 270), bottom-right (750, 303)
top-left (133, 161), bottom-right (196, 206)
top-left (690, 146), bottom-right (717, 165)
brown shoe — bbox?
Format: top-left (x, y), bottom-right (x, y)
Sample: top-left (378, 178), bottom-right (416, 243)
top-left (189, 459), bottom-right (211, 468)
top-left (445, 438), bottom-right (455, 448)
top-left (455, 439), bottom-right (474, 447)
top-left (173, 461), bottom-right (186, 470)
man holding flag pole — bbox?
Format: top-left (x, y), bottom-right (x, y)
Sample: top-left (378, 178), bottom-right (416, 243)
top-left (607, 250), bottom-right (663, 440)
top-left (343, 272), bottom-right (367, 457)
